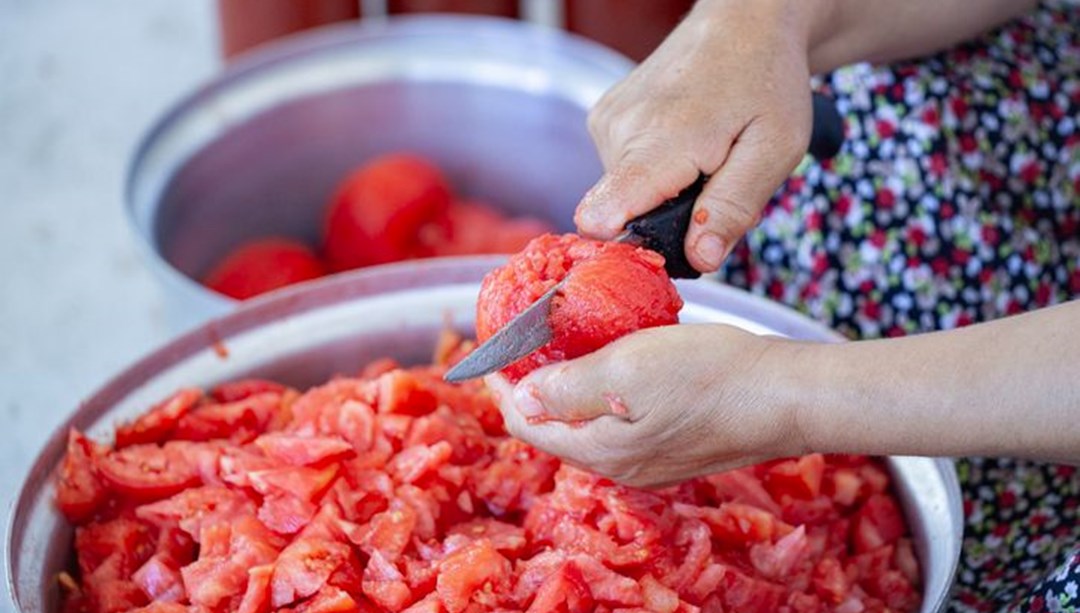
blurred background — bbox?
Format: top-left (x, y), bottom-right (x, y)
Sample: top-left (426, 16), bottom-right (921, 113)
top-left (0, 0), bottom-right (692, 542)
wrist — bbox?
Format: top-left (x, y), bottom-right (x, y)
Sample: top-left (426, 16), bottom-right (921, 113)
top-left (750, 336), bottom-right (831, 458)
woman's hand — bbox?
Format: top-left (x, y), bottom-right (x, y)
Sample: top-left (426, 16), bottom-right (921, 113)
top-left (485, 324), bottom-right (809, 488)
top-left (575, 0), bottom-right (821, 273)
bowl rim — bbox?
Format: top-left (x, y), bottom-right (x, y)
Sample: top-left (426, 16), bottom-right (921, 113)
top-left (122, 14), bottom-right (635, 314)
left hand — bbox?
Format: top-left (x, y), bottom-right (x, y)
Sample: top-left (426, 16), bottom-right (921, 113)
top-left (484, 324), bottom-right (808, 488)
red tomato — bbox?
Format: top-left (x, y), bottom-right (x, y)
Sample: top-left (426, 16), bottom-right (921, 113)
top-left (55, 429), bottom-right (108, 522)
top-left (255, 433), bottom-right (354, 466)
top-left (211, 378), bottom-right (288, 403)
top-left (204, 237), bottom-right (327, 300)
top-left (430, 201), bottom-right (551, 257)
top-left (762, 453), bottom-right (826, 500)
top-left (852, 494), bottom-right (906, 553)
top-left (272, 538), bottom-right (353, 608)
top-left (436, 540), bottom-right (511, 613)
top-left (115, 388), bottom-right (202, 448)
top-left (97, 444), bottom-right (200, 501)
top-left (56, 365), bottom-right (921, 613)
top-left (323, 154), bottom-right (452, 270)
top-left (174, 391), bottom-right (282, 443)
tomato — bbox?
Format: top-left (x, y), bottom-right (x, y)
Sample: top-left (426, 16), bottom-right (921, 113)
top-left (377, 370), bottom-right (438, 416)
top-left (526, 561), bottom-right (593, 613)
top-left (97, 443), bottom-right (201, 501)
top-left (255, 433), bottom-right (354, 466)
top-left (131, 554), bottom-right (185, 602)
top-left (762, 454), bottom-right (826, 500)
top-left (237, 565), bottom-right (274, 613)
top-left (292, 587), bottom-right (365, 613)
top-left (55, 430), bottom-right (108, 522)
top-left (430, 201), bottom-right (551, 257)
top-left (436, 540), bottom-right (511, 613)
top-left (259, 493), bottom-right (317, 534)
top-left (74, 518), bottom-right (154, 577)
top-left (211, 378), bottom-right (288, 402)
top-left (362, 550), bottom-right (414, 611)
top-left (852, 493), bottom-right (906, 553)
top-left (249, 464), bottom-right (339, 502)
top-left (115, 389), bottom-right (202, 448)
top-left (174, 391), bottom-right (282, 443)
top-left (56, 365), bottom-right (921, 613)
top-left (323, 154), bottom-right (452, 270)
top-left (272, 538), bottom-right (352, 608)
top-left (204, 237), bottom-right (327, 300)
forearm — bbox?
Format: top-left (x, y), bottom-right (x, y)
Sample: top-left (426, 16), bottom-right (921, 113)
top-left (778, 301), bottom-right (1080, 463)
top-left (805, 0), bottom-right (1037, 73)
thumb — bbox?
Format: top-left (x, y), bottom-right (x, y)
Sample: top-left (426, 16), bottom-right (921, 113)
top-left (508, 354), bottom-right (625, 423)
top-left (575, 140), bottom-right (701, 240)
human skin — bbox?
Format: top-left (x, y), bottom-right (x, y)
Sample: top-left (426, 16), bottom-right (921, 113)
top-left (489, 0), bottom-right (1075, 488)
top-left (487, 301), bottom-right (1080, 488)
top-left (574, 0), bottom-right (1036, 273)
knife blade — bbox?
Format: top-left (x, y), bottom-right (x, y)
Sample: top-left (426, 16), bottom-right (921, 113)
top-left (443, 93), bottom-right (845, 383)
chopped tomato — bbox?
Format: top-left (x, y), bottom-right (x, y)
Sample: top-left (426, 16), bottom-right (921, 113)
top-left (115, 389), bottom-right (202, 448)
top-left (763, 454), bottom-right (826, 500)
top-left (55, 364), bottom-right (920, 613)
top-left (96, 444), bottom-right (200, 501)
top-left (55, 430), bottom-right (108, 522)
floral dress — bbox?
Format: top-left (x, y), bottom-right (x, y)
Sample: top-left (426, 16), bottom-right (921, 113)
top-left (719, 1), bottom-right (1080, 611)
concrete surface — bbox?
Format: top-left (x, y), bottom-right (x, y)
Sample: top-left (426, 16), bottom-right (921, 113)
top-left (0, 0), bottom-right (217, 577)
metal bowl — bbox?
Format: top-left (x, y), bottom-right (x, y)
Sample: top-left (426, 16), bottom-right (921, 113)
top-left (125, 16), bottom-right (633, 331)
top-left (7, 259), bottom-right (962, 613)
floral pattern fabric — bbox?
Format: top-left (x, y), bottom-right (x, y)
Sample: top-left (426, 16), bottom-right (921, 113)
top-left (719, 1), bottom-right (1080, 610)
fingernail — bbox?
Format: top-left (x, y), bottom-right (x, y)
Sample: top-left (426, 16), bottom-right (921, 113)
top-left (514, 383), bottom-right (547, 419)
top-left (694, 234), bottom-right (726, 270)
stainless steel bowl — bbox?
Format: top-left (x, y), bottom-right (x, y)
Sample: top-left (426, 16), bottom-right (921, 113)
top-left (7, 259), bottom-right (962, 613)
top-left (125, 16), bottom-right (633, 331)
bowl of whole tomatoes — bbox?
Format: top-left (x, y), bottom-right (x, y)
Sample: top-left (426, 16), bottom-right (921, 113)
top-left (8, 258), bottom-right (964, 613)
top-left (125, 15), bottom-right (631, 332)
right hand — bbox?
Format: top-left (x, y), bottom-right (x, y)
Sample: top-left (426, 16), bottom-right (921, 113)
top-left (575, 0), bottom-right (821, 273)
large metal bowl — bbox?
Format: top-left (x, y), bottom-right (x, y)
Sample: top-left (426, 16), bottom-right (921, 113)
top-left (7, 259), bottom-right (962, 613)
top-left (125, 16), bottom-right (632, 331)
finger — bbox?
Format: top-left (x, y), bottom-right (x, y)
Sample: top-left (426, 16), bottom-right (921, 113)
top-left (684, 121), bottom-right (807, 273)
top-left (574, 136), bottom-right (702, 240)
top-left (511, 354), bottom-right (627, 423)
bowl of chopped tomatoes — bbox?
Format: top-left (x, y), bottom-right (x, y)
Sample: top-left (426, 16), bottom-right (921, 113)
top-left (125, 15), bottom-right (632, 331)
top-left (8, 258), bottom-right (963, 613)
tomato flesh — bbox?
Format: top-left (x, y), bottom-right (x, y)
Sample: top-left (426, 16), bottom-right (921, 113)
top-left (56, 364), bottom-right (921, 613)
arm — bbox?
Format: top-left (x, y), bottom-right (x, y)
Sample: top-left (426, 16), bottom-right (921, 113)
top-left (576, 0), bottom-right (1036, 273)
top-left (487, 301), bottom-right (1080, 488)
top-left (808, 0), bottom-right (1036, 73)
top-left (790, 300), bottom-right (1079, 464)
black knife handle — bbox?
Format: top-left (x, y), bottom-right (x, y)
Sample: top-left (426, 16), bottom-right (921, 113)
top-left (624, 92), bottom-right (844, 280)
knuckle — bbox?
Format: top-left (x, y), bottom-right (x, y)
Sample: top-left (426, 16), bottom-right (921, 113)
top-left (699, 192), bottom-right (759, 236)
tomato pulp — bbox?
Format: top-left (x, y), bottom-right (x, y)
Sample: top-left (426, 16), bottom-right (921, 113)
top-left (475, 233), bottom-right (684, 381)
top-left (55, 337), bottom-right (921, 613)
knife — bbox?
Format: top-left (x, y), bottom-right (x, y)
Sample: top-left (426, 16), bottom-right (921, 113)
top-left (444, 92), bottom-right (845, 383)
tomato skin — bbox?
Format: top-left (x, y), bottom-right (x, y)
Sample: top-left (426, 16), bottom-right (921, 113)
top-left (96, 443), bottom-right (201, 501)
top-left (323, 154), bottom-right (452, 270)
top-left (204, 237), bottom-right (327, 300)
top-left (174, 391), bottom-right (282, 443)
top-left (55, 429), bottom-right (109, 522)
top-left (115, 389), bottom-right (203, 448)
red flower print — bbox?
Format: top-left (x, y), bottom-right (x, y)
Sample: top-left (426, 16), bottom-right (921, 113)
top-left (877, 188), bottom-right (896, 209)
top-left (877, 119), bottom-right (897, 139)
top-left (870, 229), bottom-right (888, 248)
top-left (1020, 160), bottom-right (1041, 184)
